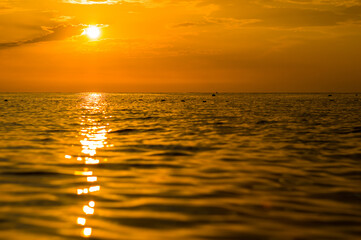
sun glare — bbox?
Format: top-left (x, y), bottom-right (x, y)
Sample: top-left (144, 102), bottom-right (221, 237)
top-left (84, 26), bottom-right (101, 40)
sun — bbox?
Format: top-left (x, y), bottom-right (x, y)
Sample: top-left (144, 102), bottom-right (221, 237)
top-left (84, 26), bottom-right (101, 40)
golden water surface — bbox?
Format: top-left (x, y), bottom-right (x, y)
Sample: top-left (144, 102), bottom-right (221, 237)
top-left (0, 93), bottom-right (361, 239)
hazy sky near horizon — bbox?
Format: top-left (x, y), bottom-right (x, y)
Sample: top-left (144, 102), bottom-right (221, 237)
top-left (0, 0), bottom-right (361, 92)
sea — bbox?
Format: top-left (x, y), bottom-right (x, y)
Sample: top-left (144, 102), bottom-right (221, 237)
top-left (0, 93), bottom-right (360, 240)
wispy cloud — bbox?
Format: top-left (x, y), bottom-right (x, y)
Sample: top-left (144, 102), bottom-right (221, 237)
top-left (65, 0), bottom-right (120, 4)
top-left (0, 2), bottom-right (14, 13)
top-left (64, 0), bottom-right (145, 4)
top-left (51, 16), bottom-right (75, 23)
top-left (173, 17), bottom-right (261, 29)
top-left (199, 0), bottom-right (361, 28)
top-left (0, 24), bottom-right (84, 49)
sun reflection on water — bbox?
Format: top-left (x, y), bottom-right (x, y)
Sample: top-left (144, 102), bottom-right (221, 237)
top-left (66, 93), bottom-right (112, 238)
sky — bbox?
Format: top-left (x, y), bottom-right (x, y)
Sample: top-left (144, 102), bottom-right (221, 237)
top-left (0, 0), bottom-right (361, 92)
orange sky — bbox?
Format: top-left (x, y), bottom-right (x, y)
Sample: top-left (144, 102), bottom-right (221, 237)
top-left (0, 0), bottom-right (361, 92)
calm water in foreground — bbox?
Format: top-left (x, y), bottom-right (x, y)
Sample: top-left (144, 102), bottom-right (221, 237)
top-left (0, 93), bottom-right (360, 240)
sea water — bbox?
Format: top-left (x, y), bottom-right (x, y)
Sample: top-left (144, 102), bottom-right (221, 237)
top-left (0, 93), bottom-right (360, 239)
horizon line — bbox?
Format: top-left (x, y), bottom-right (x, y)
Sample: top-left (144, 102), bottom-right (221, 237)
top-left (0, 91), bottom-right (360, 94)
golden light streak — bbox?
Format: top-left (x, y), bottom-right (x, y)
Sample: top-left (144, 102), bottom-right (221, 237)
top-left (83, 205), bottom-right (94, 215)
top-left (82, 148), bottom-right (96, 156)
top-left (89, 201), bottom-right (95, 208)
top-left (89, 186), bottom-right (100, 192)
top-left (77, 217), bottom-right (86, 226)
top-left (77, 188), bottom-right (89, 195)
top-left (74, 170), bottom-right (93, 176)
top-left (74, 93), bottom-right (109, 238)
top-left (87, 176), bottom-right (98, 182)
top-left (83, 227), bottom-right (92, 237)
top-left (85, 158), bottom-right (100, 165)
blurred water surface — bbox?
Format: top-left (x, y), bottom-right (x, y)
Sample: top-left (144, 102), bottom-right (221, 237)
top-left (0, 93), bottom-right (360, 240)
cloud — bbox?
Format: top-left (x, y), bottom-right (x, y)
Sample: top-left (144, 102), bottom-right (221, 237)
top-left (0, 24), bottom-right (84, 49)
top-left (198, 0), bottom-right (361, 28)
top-left (0, 3), bottom-right (13, 12)
top-left (64, 0), bottom-right (145, 4)
top-left (91, 0), bottom-right (361, 28)
top-left (173, 17), bottom-right (261, 28)
top-left (65, 0), bottom-right (120, 4)
top-left (51, 16), bottom-right (75, 23)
